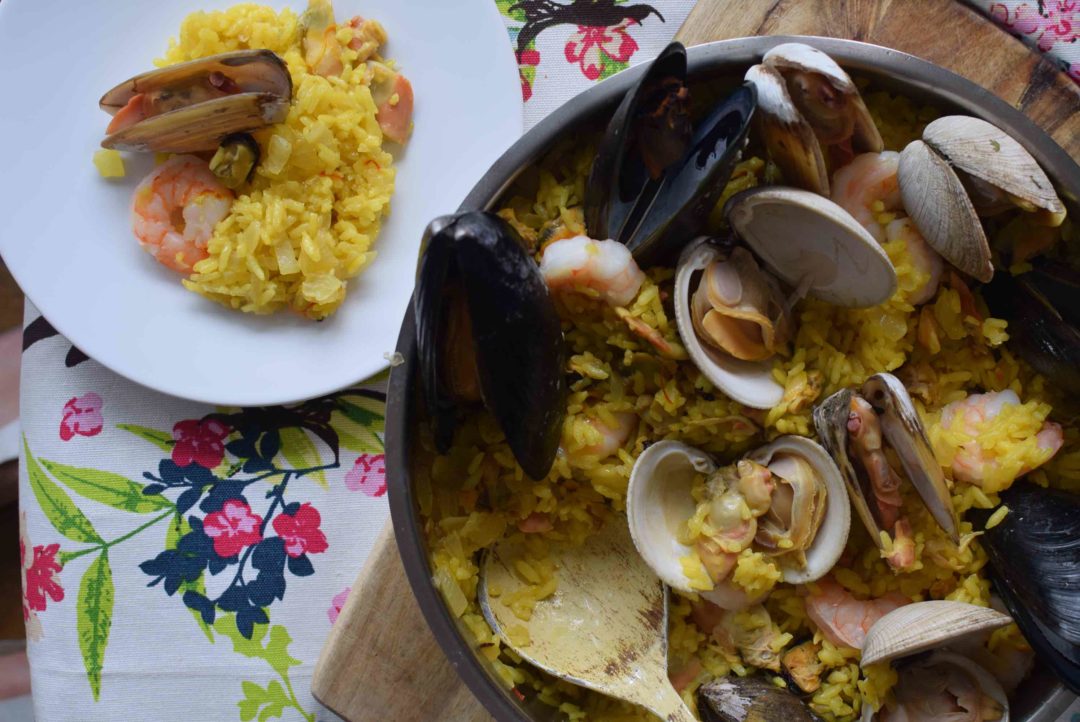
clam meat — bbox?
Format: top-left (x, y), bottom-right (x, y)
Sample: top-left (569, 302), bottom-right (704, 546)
top-left (744, 42), bottom-right (883, 195)
top-left (626, 436), bottom-right (849, 610)
top-left (815, 373), bottom-right (958, 571)
top-left (859, 601), bottom-right (1013, 721)
top-left (414, 212), bottom-right (567, 480)
top-left (100, 49), bottom-right (292, 153)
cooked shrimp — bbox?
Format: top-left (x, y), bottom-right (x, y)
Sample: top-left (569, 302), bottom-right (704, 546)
top-left (346, 16), bottom-right (386, 61)
top-left (830, 151), bottom-right (901, 242)
top-left (131, 155), bottom-right (233, 273)
top-left (804, 577), bottom-right (909, 649)
top-left (540, 236), bottom-right (645, 306)
top-left (886, 218), bottom-right (944, 304)
top-left (517, 512), bottom-right (553, 534)
top-left (370, 66), bottom-right (414, 144)
top-left (940, 390), bottom-right (1063, 486)
top-left (572, 412), bottom-right (637, 460)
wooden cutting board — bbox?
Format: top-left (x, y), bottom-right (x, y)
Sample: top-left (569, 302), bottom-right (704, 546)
top-left (312, 3), bottom-right (1080, 721)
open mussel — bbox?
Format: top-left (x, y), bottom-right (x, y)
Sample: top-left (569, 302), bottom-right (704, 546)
top-left (415, 212), bottom-right (566, 480)
top-left (983, 263), bottom-right (1080, 399)
top-left (698, 676), bottom-right (823, 722)
top-left (745, 42), bottom-right (883, 196)
top-left (969, 482), bottom-right (1080, 694)
top-left (815, 373), bottom-right (958, 570)
top-left (100, 49), bottom-right (292, 153)
top-left (626, 436), bottom-right (849, 610)
top-left (585, 42), bottom-right (756, 266)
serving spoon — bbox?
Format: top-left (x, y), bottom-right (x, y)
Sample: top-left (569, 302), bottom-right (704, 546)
top-left (479, 518), bottom-right (695, 721)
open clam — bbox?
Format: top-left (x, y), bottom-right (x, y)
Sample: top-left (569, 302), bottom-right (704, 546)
top-left (744, 42), bottom-right (883, 195)
top-left (673, 190), bottom-right (897, 409)
top-left (815, 373), bottom-right (958, 570)
top-left (585, 42), bottom-right (756, 266)
top-left (100, 49), bottom-right (292, 153)
top-left (898, 114), bottom-right (1067, 283)
top-left (415, 212), bottom-right (566, 480)
top-left (859, 601), bottom-right (1013, 721)
top-left (626, 436), bottom-right (849, 610)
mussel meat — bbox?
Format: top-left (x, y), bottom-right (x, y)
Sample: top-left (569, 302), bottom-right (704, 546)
top-left (415, 212), bottom-right (567, 480)
top-left (209, 133), bottom-right (260, 189)
top-left (781, 640), bottom-right (824, 694)
top-left (983, 265), bottom-right (1080, 399)
top-left (586, 42), bottom-right (757, 266)
top-left (745, 42), bottom-right (883, 196)
top-left (698, 676), bottom-right (823, 722)
top-left (969, 482), bottom-right (1080, 694)
top-left (100, 49), bottom-right (292, 153)
top-left (626, 436), bottom-right (849, 610)
top-left (815, 373), bottom-right (958, 570)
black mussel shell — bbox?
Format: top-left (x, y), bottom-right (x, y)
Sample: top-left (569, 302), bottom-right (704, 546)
top-left (1030, 260), bottom-right (1080, 328)
top-left (984, 270), bottom-right (1080, 398)
top-left (585, 42), bottom-right (691, 246)
top-left (698, 676), bottom-right (823, 722)
top-left (625, 82), bottom-right (755, 267)
top-left (414, 212), bottom-right (566, 480)
top-left (970, 482), bottom-right (1080, 693)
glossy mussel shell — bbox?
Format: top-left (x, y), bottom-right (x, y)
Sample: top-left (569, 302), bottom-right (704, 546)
top-left (414, 212), bottom-right (567, 480)
top-left (698, 676), bottom-right (823, 722)
top-left (970, 482), bottom-right (1080, 694)
top-left (100, 49), bottom-right (292, 153)
top-left (586, 42), bottom-right (756, 267)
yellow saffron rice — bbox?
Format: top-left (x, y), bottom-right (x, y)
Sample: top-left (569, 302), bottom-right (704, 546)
top-left (161, 4), bottom-right (397, 319)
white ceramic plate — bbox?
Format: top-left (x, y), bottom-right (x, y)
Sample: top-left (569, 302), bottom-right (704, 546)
top-left (0, 0), bottom-right (521, 405)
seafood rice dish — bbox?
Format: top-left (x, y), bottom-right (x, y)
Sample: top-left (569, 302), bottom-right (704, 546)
top-left (411, 42), bottom-right (1080, 721)
top-left (94, 0), bottom-right (413, 319)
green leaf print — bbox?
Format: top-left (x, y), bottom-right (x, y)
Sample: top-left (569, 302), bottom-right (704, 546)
top-left (78, 551), bottom-right (114, 701)
top-left (117, 423), bottom-right (175, 452)
top-left (331, 410), bottom-right (384, 455)
top-left (24, 438), bottom-right (103, 545)
top-left (598, 58), bottom-right (630, 81)
top-left (336, 398), bottom-right (385, 431)
top-left (238, 680), bottom-right (290, 722)
top-left (277, 428), bottom-right (327, 489)
top-left (39, 459), bottom-right (173, 514)
top-left (215, 616), bottom-right (312, 722)
top-left (496, 0), bottom-right (526, 22)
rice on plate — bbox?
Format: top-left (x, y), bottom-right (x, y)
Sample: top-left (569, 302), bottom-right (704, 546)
top-left (410, 42), bottom-right (1080, 722)
top-left (96, 0), bottom-right (412, 319)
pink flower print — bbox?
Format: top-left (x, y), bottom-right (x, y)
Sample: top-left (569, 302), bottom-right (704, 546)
top-left (345, 454), bottom-right (386, 497)
top-left (517, 49), bottom-right (539, 102)
top-left (203, 499), bottom-right (263, 558)
top-left (172, 419), bottom-right (230, 468)
top-left (59, 393), bottom-right (103, 441)
top-left (564, 20), bottom-right (639, 81)
top-left (328, 587), bottom-right (351, 624)
top-left (272, 503), bottom-right (329, 558)
top-left (990, 1), bottom-right (1078, 52)
top-left (20, 514), bottom-right (63, 640)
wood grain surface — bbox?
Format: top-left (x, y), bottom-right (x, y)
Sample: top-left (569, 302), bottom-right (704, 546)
top-left (311, 2), bottom-right (1080, 721)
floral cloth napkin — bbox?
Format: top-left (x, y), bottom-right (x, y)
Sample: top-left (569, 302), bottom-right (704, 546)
top-left (16, 2), bottom-right (1078, 721)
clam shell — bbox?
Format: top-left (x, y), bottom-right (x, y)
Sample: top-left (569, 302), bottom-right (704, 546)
top-left (747, 436), bottom-right (850, 584)
top-left (744, 64), bottom-right (829, 195)
top-left (859, 651), bottom-right (1010, 722)
top-left (626, 440), bottom-right (718, 594)
top-left (725, 187), bottom-right (897, 308)
top-left (762, 42), bottom-right (883, 154)
top-left (674, 238), bottom-right (784, 410)
top-left (860, 600), bottom-right (1012, 667)
top-left (897, 140), bottom-right (994, 282)
top-left (923, 115), bottom-right (1065, 226)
